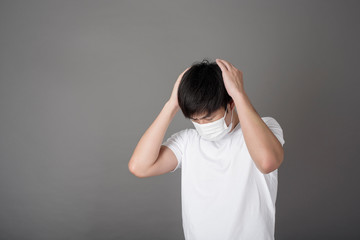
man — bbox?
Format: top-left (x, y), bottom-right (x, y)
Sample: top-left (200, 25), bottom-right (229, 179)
top-left (128, 58), bottom-right (285, 240)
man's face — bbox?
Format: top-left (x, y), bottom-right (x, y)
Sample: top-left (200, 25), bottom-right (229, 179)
top-left (190, 103), bottom-right (232, 125)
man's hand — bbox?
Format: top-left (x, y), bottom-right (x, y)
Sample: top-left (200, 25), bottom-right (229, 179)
top-left (168, 67), bottom-right (190, 108)
top-left (215, 58), bottom-right (245, 98)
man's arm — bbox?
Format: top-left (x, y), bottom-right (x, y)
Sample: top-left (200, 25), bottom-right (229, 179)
top-left (215, 58), bottom-right (284, 174)
top-left (128, 67), bottom-right (190, 177)
top-left (128, 100), bottom-right (179, 177)
top-left (233, 92), bottom-right (284, 174)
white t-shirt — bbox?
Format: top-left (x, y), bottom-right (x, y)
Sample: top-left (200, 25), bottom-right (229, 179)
top-left (162, 116), bottom-right (285, 240)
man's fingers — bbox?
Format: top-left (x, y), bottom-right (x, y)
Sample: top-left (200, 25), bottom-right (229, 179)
top-left (176, 67), bottom-right (190, 84)
top-left (179, 67), bottom-right (190, 78)
top-left (182, 67), bottom-right (190, 75)
top-left (219, 59), bottom-right (233, 70)
top-left (216, 58), bottom-right (228, 71)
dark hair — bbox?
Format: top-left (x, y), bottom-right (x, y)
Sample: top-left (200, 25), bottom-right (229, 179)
top-left (177, 58), bottom-right (232, 119)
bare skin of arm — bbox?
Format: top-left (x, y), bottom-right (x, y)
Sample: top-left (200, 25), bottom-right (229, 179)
top-left (128, 67), bottom-right (190, 178)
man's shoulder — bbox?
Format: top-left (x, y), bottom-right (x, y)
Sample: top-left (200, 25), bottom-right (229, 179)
top-left (261, 116), bottom-right (282, 126)
top-left (169, 128), bottom-right (197, 139)
top-left (261, 116), bottom-right (275, 122)
top-left (178, 128), bottom-right (197, 136)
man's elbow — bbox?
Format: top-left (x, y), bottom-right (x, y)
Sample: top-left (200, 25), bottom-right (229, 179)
top-left (128, 161), bottom-right (147, 178)
top-left (261, 155), bottom-right (284, 174)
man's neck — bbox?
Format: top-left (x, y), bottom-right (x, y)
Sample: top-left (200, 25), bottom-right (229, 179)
top-left (230, 109), bottom-right (240, 132)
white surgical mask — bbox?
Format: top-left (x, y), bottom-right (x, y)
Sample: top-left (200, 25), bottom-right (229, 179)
top-left (191, 105), bottom-right (234, 141)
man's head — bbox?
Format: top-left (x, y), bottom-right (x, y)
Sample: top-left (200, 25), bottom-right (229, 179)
top-left (178, 58), bottom-right (233, 124)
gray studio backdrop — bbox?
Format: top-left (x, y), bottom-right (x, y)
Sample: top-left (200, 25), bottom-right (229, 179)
top-left (0, 0), bottom-right (359, 239)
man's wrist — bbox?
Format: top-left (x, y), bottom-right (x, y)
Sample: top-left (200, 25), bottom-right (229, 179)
top-left (232, 90), bottom-right (247, 102)
top-left (165, 100), bottom-right (180, 115)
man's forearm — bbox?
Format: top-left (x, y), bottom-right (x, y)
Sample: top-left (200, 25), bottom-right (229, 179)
top-left (128, 100), bottom-right (179, 174)
top-left (233, 91), bottom-right (284, 174)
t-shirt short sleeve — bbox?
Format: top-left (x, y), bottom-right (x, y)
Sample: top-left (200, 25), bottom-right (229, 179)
top-left (162, 129), bottom-right (189, 173)
top-left (262, 117), bottom-right (285, 146)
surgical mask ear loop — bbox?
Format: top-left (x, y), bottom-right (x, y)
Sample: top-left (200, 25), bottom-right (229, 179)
top-left (228, 105), bottom-right (234, 130)
top-left (224, 105), bottom-right (229, 119)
